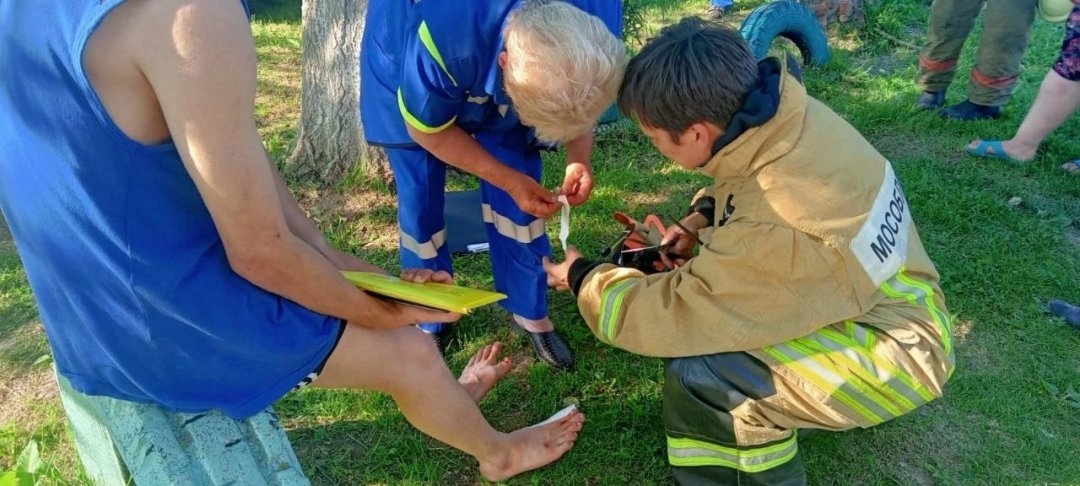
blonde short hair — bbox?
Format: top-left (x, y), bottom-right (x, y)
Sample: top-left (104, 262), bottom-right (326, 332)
top-left (503, 0), bottom-right (628, 143)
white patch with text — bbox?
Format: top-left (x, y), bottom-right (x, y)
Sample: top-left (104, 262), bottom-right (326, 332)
top-left (850, 162), bottom-right (910, 286)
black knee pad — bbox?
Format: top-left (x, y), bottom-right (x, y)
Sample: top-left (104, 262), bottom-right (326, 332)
top-left (663, 352), bottom-right (777, 442)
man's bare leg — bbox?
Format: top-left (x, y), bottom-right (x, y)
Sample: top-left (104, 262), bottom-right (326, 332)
top-left (458, 342), bottom-right (513, 402)
top-left (313, 324), bottom-right (583, 481)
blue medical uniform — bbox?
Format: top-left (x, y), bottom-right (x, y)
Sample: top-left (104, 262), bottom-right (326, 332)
top-left (360, 0), bottom-right (622, 332)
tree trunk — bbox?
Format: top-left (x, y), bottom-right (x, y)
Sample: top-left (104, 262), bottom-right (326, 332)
top-left (286, 0), bottom-right (388, 184)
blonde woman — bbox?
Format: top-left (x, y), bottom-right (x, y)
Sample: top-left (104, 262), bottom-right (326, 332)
top-left (360, 0), bottom-right (627, 368)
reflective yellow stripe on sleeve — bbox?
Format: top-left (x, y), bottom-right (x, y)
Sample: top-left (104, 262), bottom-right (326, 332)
top-left (397, 88), bottom-right (457, 134)
top-left (667, 431), bottom-right (799, 472)
top-left (598, 279), bottom-right (637, 344)
top-left (418, 21), bottom-right (458, 86)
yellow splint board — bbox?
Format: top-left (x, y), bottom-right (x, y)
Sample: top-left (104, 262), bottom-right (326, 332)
top-left (341, 271), bottom-right (506, 315)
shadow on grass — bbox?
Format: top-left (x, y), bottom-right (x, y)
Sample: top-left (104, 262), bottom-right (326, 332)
top-left (0, 243), bottom-right (47, 371)
top-left (250, 0), bottom-right (301, 24)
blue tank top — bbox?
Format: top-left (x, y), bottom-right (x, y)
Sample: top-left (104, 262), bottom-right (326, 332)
top-left (0, 0), bottom-right (341, 418)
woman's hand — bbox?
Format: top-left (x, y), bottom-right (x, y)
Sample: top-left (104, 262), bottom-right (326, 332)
top-left (562, 133), bottom-right (595, 206)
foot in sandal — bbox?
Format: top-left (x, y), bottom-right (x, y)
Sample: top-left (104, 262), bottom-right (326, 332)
top-left (965, 139), bottom-right (1035, 163)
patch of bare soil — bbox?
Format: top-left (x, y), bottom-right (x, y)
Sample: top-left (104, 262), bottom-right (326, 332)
top-left (951, 319), bottom-right (997, 377)
top-left (894, 460), bottom-right (935, 486)
top-left (0, 213), bottom-right (11, 243)
top-left (883, 407), bottom-right (973, 485)
top-left (0, 367), bottom-right (58, 426)
top-left (295, 187), bottom-right (402, 252)
top-left (870, 132), bottom-right (967, 165)
top-left (858, 51), bottom-right (910, 76)
top-left (303, 190), bottom-right (396, 222)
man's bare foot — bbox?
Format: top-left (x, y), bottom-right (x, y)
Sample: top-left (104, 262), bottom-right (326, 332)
top-left (477, 409), bottom-right (586, 481)
top-left (458, 342), bottom-right (513, 402)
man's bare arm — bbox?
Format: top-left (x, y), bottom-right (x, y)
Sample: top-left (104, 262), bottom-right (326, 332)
top-left (560, 133), bottom-right (595, 206)
top-left (564, 133), bottom-right (594, 168)
top-left (132, 0), bottom-right (452, 327)
top-left (265, 154), bottom-right (384, 273)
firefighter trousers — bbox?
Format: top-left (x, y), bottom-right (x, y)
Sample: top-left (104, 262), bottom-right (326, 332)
top-left (663, 273), bottom-right (955, 485)
top-left (915, 0), bottom-right (1038, 106)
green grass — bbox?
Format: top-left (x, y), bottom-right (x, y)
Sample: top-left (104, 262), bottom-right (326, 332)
top-left (2, 0), bottom-right (1079, 484)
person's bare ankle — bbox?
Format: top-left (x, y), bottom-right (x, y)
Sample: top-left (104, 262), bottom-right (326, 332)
top-left (475, 438), bottom-right (515, 481)
top-left (476, 410), bottom-right (584, 481)
top-left (1002, 139), bottom-right (1037, 161)
top-left (513, 314), bottom-right (554, 333)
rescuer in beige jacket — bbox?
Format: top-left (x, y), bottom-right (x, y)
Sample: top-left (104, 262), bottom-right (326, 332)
top-left (544, 19), bottom-right (955, 485)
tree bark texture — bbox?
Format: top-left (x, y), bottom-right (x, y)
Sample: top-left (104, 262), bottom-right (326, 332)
top-left (287, 0), bottom-right (388, 184)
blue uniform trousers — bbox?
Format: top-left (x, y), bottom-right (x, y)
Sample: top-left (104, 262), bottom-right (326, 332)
top-left (386, 134), bottom-right (551, 333)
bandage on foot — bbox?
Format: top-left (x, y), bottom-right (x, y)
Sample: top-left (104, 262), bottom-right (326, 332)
top-left (529, 404), bottom-right (579, 428)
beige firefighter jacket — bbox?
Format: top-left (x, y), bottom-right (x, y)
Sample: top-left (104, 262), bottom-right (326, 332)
top-left (575, 69), bottom-right (949, 360)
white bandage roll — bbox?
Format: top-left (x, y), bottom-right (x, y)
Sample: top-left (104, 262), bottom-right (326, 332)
top-left (557, 195), bottom-right (570, 250)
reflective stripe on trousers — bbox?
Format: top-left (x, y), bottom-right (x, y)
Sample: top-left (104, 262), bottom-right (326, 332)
top-left (761, 269), bottom-right (952, 426)
top-left (663, 270), bottom-right (951, 483)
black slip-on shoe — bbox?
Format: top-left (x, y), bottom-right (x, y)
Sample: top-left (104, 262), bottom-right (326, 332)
top-left (915, 91), bottom-right (945, 110)
top-left (940, 100), bottom-right (1001, 121)
top-left (511, 321), bottom-right (576, 371)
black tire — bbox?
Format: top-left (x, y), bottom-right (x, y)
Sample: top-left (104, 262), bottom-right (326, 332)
top-left (739, 1), bottom-right (831, 66)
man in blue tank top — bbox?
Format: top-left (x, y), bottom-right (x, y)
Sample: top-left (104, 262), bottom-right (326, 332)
top-left (360, 0), bottom-right (626, 369)
top-left (0, 0), bottom-right (583, 480)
